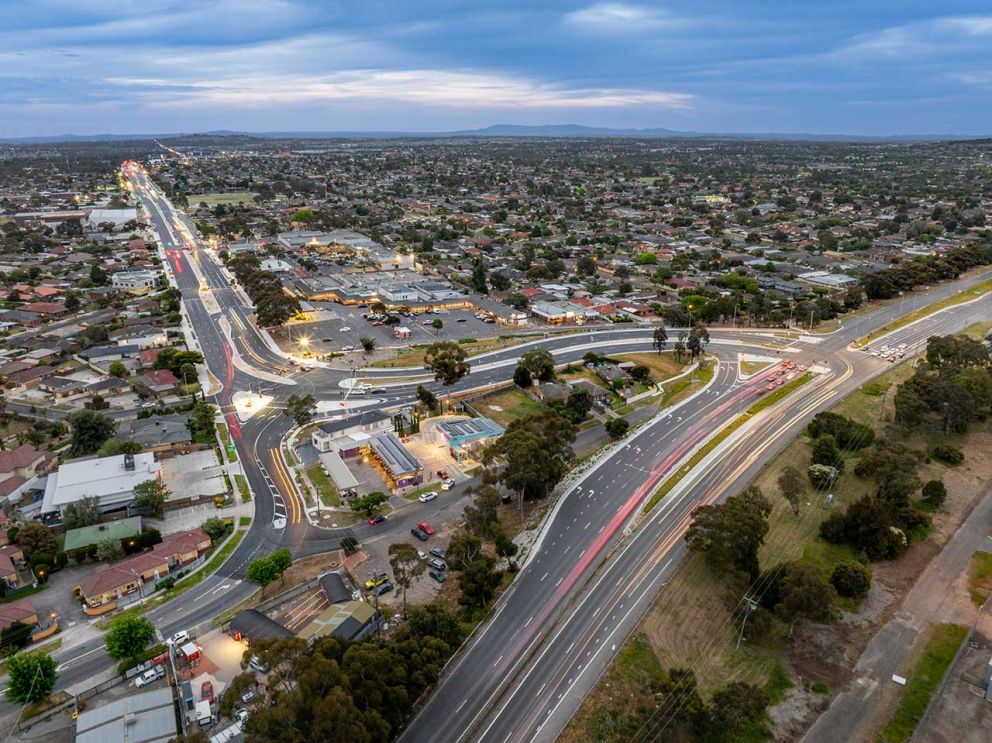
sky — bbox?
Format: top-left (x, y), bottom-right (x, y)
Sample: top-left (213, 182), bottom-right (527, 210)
top-left (2, 1), bottom-right (992, 138)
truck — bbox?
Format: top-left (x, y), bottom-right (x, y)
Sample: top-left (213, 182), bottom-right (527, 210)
top-left (195, 700), bottom-right (213, 728)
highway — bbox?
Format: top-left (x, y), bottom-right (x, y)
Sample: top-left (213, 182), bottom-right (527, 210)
top-left (18, 161), bottom-right (989, 738)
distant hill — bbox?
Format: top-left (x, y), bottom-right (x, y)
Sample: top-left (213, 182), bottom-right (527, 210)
top-left (1, 124), bottom-right (987, 145)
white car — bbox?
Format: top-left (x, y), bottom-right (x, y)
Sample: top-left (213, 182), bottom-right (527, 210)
top-left (135, 669), bottom-right (158, 687)
top-left (236, 708), bottom-right (249, 723)
top-left (342, 345), bottom-right (355, 352)
top-left (168, 630), bottom-right (190, 646)
top-left (419, 491), bottom-right (438, 503)
top-left (340, 326), bottom-right (352, 332)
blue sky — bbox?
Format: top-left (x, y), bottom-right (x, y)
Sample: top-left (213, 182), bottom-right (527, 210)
top-left (2, 1), bottom-right (991, 137)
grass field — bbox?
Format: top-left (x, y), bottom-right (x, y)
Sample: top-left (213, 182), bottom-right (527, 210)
top-left (613, 351), bottom-right (685, 381)
top-left (371, 334), bottom-right (541, 368)
top-left (876, 623), bottom-right (967, 743)
top-left (853, 277), bottom-right (992, 348)
top-left (234, 473), bottom-right (251, 502)
top-left (741, 359), bottom-right (773, 376)
top-left (476, 388), bottom-right (545, 427)
top-left (189, 191), bottom-right (258, 206)
top-left (966, 551), bottom-right (992, 606)
top-left (306, 463), bottom-right (340, 507)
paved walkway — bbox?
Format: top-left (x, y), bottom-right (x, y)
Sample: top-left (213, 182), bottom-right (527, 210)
top-left (803, 484), bottom-right (992, 742)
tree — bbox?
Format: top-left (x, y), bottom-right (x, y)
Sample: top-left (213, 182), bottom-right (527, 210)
top-left (807, 463), bottom-right (839, 488)
top-left (489, 272), bottom-right (511, 292)
top-left (458, 553), bottom-right (501, 611)
top-left (64, 292), bottom-right (81, 312)
top-left (922, 479), bottom-right (947, 507)
top-left (201, 516), bottom-right (229, 542)
top-left (247, 556), bottom-right (279, 587)
top-left (673, 332), bottom-right (687, 363)
top-left (190, 400), bottom-right (216, 436)
top-left (652, 325), bottom-right (668, 353)
top-left (777, 465), bottom-right (804, 516)
top-left (520, 348), bottom-right (555, 382)
top-left (810, 434), bottom-right (844, 471)
top-left (68, 410), bottom-right (115, 456)
top-left (388, 543), bottom-right (425, 613)
top-left (15, 524), bottom-right (57, 562)
top-left (109, 361), bottom-right (128, 378)
top-left (831, 561), bottom-right (872, 598)
top-left (416, 384), bottom-right (438, 412)
top-left (471, 259), bottom-right (488, 294)
top-left (96, 537), bottom-right (124, 562)
top-left (424, 342), bottom-right (469, 385)
top-left (105, 615), bottom-right (156, 661)
top-left (270, 548), bottom-right (293, 577)
top-left (462, 485), bottom-right (503, 539)
top-left (431, 318), bottom-right (443, 330)
top-left (0, 621), bottom-right (34, 654)
top-left (512, 364), bottom-right (532, 389)
top-left (62, 495), bottom-right (99, 529)
top-left (132, 479), bottom-right (169, 518)
top-left (350, 491), bottom-right (389, 518)
top-left (605, 418), bottom-right (630, 440)
top-left (483, 411), bottom-right (576, 503)
top-left (359, 336), bottom-right (376, 354)
top-left (5, 650), bottom-right (57, 704)
top-left (285, 393), bottom-right (316, 427)
top-left (563, 387), bottom-right (592, 423)
top-left (776, 562), bottom-right (836, 633)
top-left (686, 486), bottom-right (772, 580)
top-left (493, 527), bottom-right (518, 566)
top-left (709, 682), bottom-right (770, 737)
top-left (87, 394), bottom-right (109, 411)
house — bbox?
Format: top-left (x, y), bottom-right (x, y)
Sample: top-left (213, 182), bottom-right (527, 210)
top-left (39, 375), bottom-right (88, 399)
top-left (63, 517), bottom-right (143, 554)
top-left (41, 452), bottom-right (161, 519)
top-left (111, 269), bottom-right (161, 294)
top-left (0, 598), bottom-right (39, 634)
top-left (0, 549), bottom-right (18, 587)
top-left (311, 409), bottom-right (393, 454)
top-left (79, 343), bottom-right (140, 364)
top-left (19, 302), bottom-right (68, 318)
top-left (365, 433), bottom-right (423, 490)
top-left (0, 444), bottom-right (56, 500)
top-left (74, 687), bottom-right (177, 743)
top-left (116, 414), bottom-right (192, 454)
top-left (590, 361), bottom-right (631, 387)
top-left (140, 368), bottom-right (180, 394)
top-left (109, 325), bottom-right (169, 350)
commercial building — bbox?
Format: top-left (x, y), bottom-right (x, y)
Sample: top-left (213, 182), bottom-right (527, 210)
top-left (311, 410), bottom-right (393, 454)
top-left (41, 452), bottom-right (161, 519)
top-left (365, 433), bottom-right (423, 490)
top-left (74, 687), bottom-right (177, 743)
top-left (434, 417), bottom-right (504, 461)
top-left (111, 269), bottom-right (162, 294)
top-left (228, 608), bottom-right (294, 645)
top-left (297, 600), bottom-right (382, 644)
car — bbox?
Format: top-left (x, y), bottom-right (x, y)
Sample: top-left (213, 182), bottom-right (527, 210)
top-left (168, 630), bottom-right (190, 646)
top-left (241, 690), bottom-right (255, 704)
top-left (358, 304), bottom-right (369, 309)
top-left (339, 326), bottom-right (351, 332)
top-left (457, 318), bottom-right (467, 322)
top-left (368, 514), bottom-right (386, 526)
top-left (201, 681), bottom-right (214, 703)
top-left (754, 387), bottom-right (764, 394)
top-left (141, 401), bottom-right (159, 409)
top-left (135, 669), bottom-right (158, 687)
top-left (411, 527), bottom-right (429, 542)
top-left (322, 337), bottom-right (332, 343)
top-left (765, 384), bottom-right (775, 391)
top-left (419, 491), bottom-right (438, 503)
top-left (249, 656), bottom-right (270, 673)
top-left (429, 570), bottom-right (446, 584)
top-left (484, 318), bottom-right (496, 323)
top-left (429, 547), bottom-right (445, 560)
top-left (372, 321), bottom-right (384, 326)
top-left (428, 558), bottom-right (446, 571)
top-left (441, 481), bottom-right (454, 491)
top-left (417, 549), bottom-right (427, 560)
top-left (364, 572), bottom-right (389, 590)
top-left (373, 581), bottom-right (393, 596)
top-left (417, 521), bottom-right (435, 535)
top-left (776, 379), bottom-right (785, 386)
top-left (236, 708), bottom-right (249, 723)
top-left (342, 345), bottom-right (356, 351)
top-left (436, 470), bottom-right (448, 479)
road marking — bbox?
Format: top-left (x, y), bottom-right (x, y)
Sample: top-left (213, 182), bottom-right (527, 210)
top-left (524, 615), bottom-right (534, 628)
top-left (494, 655), bottom-right (503, 667)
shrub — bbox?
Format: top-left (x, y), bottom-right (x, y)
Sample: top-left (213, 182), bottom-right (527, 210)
top-left (807, 464), bottom-right (839, 488)
top-left (830, 561), bottom-right (872, 598)
top-left (933, 445), bottom-right (964, 464)
top-left (922, 480), bottom-right (947, 507)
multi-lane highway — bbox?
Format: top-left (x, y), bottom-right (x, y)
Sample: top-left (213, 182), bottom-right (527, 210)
top-left (22, 161), bottom-right (990, 738)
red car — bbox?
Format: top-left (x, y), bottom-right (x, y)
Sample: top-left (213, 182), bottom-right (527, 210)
top-left (368, 514), bottom-right (386, 526)
top-left (765, 384), bottom-right (775, 391)
top-left (201, 681), bottom-right (214, 703)
top-left (416, 521), bottom-right (435, 535)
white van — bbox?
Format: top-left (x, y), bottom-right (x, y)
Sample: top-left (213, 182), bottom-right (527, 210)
top-left (195, 700), bottom-right (213, 728)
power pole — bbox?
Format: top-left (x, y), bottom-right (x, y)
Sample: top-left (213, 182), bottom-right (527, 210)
top-left (736, 596), bottom-right (759, 651)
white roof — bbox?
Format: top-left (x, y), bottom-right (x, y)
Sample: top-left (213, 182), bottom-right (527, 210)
top-left (41, 453), bottom-right (160, 513)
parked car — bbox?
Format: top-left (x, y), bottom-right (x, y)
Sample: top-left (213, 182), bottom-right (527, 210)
top-left (364, 572), bottom-right (390, 590)
top-left (168, 630), bottom-right (190, 646)
top-left (342, 345), bottom-right (355, 352)
top-left (428, 558), bottom-right (446, 571)
top-left (241, 690), bottom-right (255, 704)
top-left (418, 491), bottom-right (438, 503)
top-left (236, 708), bottom-right (249, 723)
top-left (416, 521), bottom-right (435, 535)
top-left (411, 527), bottom-right (429, 542)
top-left (249, 656), bottom-right (270, 673)
top-left (429, 570), bottom-right (446, 584)
top-left (441, 479), bottom-right (455, 491)
top-left (373, 581), bottom-right (393, 596)
top-left (201, 681), bottom-right (214, 703)
top-left (368, 514), bottom-right (386, 526)
top-left (135, 669), bottom-right (158, 688)
top-left (436, 470), bottom-right (448, 479)
top-left (429, 547), bottom-right (445, 560)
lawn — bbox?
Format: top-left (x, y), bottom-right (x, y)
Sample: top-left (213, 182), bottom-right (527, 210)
top-left (234, 473), bottom-right (251, 502)
top-left (876, 623), bottom-right (967, 743)
top-left (613, 351), bottom-right (685, 382)
top-left (189, 191), bottom-right (258, 206)
top-left (306, 464), bottom-right (340, 507)
top-left (966, 551), bottom-right (992, 606)
top-left (740, 359), bottom-right (773, 376)
top-left (476, 387), bottom-right (545, 427)
top-left (853, 277), bottom-right (992, 348)
top-left (370, 334), bottom-right (540, 368)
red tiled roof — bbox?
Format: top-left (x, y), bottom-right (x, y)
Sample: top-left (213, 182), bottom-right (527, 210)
top-left (20, 302), bottom-right (66, 315)
top-left (0, 551), bottom-right (15, 577)
top-left (0, 444), bottom-right (48, 475)
top-left (142, 369), bottom-right (179, 386)
top-left (0, 598), bottom-right (36, 631)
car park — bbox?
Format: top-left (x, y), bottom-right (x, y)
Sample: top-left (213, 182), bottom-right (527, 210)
top-left (411, 527), bottom-right (429, 541)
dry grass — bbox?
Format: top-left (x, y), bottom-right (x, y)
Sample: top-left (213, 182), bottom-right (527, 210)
top-left (613, 352), bottom-right (685, 381)
top-left (371, 335), bottom-right (537, 368)
top-left (741, 359), bottom-right (773, 376)
top-left (474, 387), bottom-right (545, 427)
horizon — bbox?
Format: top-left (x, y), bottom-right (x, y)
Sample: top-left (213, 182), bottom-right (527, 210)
top-left (3, 2), bottom-right (992, 138)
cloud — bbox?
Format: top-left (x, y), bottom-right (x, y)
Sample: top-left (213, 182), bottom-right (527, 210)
top-left (564, 3), bottom-right (668, 33)
top-left (111, 68), bottom-right (692, 110)
top-left (831, 15), bottom-right (992, 62)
